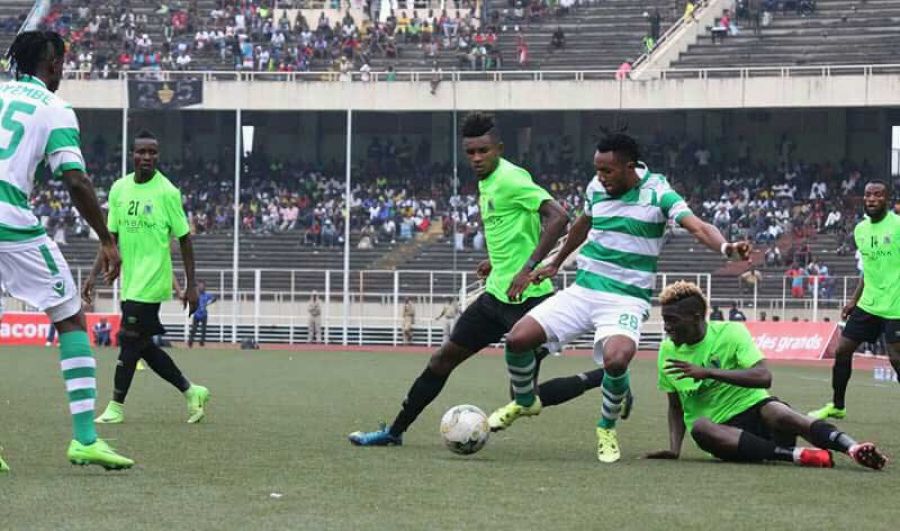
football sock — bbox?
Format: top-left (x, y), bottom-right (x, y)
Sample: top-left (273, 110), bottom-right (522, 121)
top-left (508, 348), bottom-right (549, 399)
top-left (737, 431), bottom-right (793, 462)
top-left (59, 331), bottom-right (98, 445)
top-left (389, 366), bottom-right (449, 437)
top-left (142, 345), bottom-right (191, 393)
top-left (506, 346), bottom-right (537, 407)
top-left (831, 355), bottom-right (853, 409)
top-left (598, 370), bottom-right (629, 429)
top-left (538, 369), bottom-right (605, 407)
top-left (112, 342), bottom-right (143, 403)
top-left (809, 420), bottom-right (857, 453)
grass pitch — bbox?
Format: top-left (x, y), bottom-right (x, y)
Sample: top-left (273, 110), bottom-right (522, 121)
top-left (1, 346), bottom-right (898, 530)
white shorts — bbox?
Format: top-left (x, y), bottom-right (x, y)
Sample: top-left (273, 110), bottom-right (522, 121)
top-left (0, 236), bottom-right (81, 323)
top-left (527, 284), bottom-right (649, 366)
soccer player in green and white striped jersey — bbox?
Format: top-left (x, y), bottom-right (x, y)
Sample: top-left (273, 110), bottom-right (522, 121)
top-left (0, 31), bottom-right (133, 471)
top-left (487, 132), bottom-right (751, 463)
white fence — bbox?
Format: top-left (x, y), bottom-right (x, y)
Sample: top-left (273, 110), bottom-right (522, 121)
top-left (1, 267), bottom-right (860, 349)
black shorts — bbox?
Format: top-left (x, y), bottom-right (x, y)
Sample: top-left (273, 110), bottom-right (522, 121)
top-left (120, 301), bottom-right (165, 338)
top-left (449, 292), bottom-right (552, 353)
top-left (842, 307), bottom-right (900, 344)
top-left (722, 396), bottom-right (795, 447)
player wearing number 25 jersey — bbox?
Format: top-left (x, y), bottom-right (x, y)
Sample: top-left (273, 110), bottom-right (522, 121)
top-left (0, 30), bottom-right (133, 472)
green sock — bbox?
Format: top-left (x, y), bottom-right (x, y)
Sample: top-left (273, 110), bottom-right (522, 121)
top-left (506, 345), bottom-right (536, 407)
top-left (59, 331), bottom-right (98, 445)
top-left (598, 370), bottom-right (630, 429)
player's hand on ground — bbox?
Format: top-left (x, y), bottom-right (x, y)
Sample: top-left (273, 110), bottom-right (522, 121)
top-left (183, 285), bottom-right (199, 316)
top-left (506, 270), bottom-right (531, 302)
top-left (841, 301), bottom-right (857, 321)
top-left (475, 260), bottom-right (492, 280)
top-left (81, 277), bottom-right (95, 306)
top-left (530, 264), bottom-right (558, 284)
top-left (729, 241), bottom-right (752, 261)
top-left (664, 359), bottom-right (710, 381)
top-left (644, 450), bottom-right (679, 459)
top-left (99, 242), bottom-right (121, 283)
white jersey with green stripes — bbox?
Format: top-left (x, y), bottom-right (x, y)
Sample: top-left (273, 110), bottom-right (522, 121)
top-left (0, 74), bottom-right (85, 246)
top-left (576, 164), bottom-right (693, 303)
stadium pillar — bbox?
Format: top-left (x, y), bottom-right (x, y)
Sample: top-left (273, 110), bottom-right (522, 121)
top-left (812, 275), bottom-right (819, 323)
top-left (451, 75), bottom-right (459, 285)
top-left (393, 271), bottom-right (399, 347)
top-left (342, 109), bottom-right (352, 346)
top-left (232, 108), bottom-right (241, 344)
top-left (121, 74), bottom-right (128, 178)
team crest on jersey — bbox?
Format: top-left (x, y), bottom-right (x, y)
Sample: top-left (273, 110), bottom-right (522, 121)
top-left (885, 235), bottom-right (892, 245)
top-left (143, 200), bottom-right (154, 215)
top-left (52, 279), bottom-right (66, 297)
top-left (488, 199), bottom-right (495, 211)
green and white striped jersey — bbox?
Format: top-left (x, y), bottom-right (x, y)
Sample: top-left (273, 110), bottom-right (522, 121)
top-left (0, 75), bottom-right (85, 245)
top-left (576, 165), bottom-right (693, 303)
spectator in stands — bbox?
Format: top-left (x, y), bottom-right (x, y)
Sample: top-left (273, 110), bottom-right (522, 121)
top-left (684, 0), bottom-right (697, 21)
top-left (710, 306), bottom-right (724, 321)
top-left (550, 26), bottom-right (565, 51)
top-left (308, 292), bottom-right (322, 343)
top-left (787, 263), bottom-right (805, 298)
top-left (823, 206), bottom-right (841, 233)
top-left (765, 244), bottom-right (782, 266)
top-left (516, 34), bottom-right (529, 68)
top-left (759, 311), bottom-right (768, 322)
top-left (402, 298), bottom-right (415, 344)
top-left (93, 318), bottom-right (112, 347)
top-left (728, 303), bottom-right (747, 322)
top-left (740, 266), bottom-right (762, 294)
top-left (188, 281), bottom-right (216, 348)
top-left (615, 60), bottom-right (632, 80)
top-left (649, 8), bottom-right (662, 42)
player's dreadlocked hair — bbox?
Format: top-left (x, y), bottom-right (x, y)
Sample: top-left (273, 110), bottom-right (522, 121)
top-left (659, 281), bottom-right (708, 315)
top-left (5, 30), bottom-right (65, 80)
top-left (596, 127), bottom-right (641, 163)
top-left (461, 112), bottom-right (500, 141)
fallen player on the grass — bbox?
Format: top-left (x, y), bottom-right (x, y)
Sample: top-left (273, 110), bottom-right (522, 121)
top-left (646, 281), bottom-right (886, 470)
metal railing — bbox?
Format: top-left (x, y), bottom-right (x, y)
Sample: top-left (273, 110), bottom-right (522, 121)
top-left (52, 63), bottom-right (900, 84)
top-left (5, 267), bottom-right (862, 348)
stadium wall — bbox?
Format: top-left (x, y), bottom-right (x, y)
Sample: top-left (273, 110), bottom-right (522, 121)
top-left (59, 75), bottom-right (900, 111)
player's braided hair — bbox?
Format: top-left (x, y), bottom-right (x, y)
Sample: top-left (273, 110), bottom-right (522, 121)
top-left (461, 112), bottom-right (499, 140)
top-left (659, 281), bottom-right (707, 314)
top-left (5, 30), bottom-right (65, 80)
top-left (596, 126), bottom-right (640, 163)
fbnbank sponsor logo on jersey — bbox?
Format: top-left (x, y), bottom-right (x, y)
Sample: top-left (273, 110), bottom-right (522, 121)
top-left (744, 322), bottom-right (839, 360)
top-left (0, 312), bottom-right (121, 346)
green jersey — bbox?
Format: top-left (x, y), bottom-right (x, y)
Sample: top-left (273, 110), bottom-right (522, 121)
top-left (478, 158), bottom-right (553, 304)
top-left (854, 211), bottom-right (900, 319)
top-left (657, 321), bottom-right (769, 432)
top-left (107, 170), bottom-right (190, 303)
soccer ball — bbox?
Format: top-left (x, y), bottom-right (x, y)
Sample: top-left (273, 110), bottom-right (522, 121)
top-left (440, 405), bottom-right (490, 455)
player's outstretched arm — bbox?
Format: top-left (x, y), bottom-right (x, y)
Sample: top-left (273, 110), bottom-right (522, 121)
top-left (665, 359), bottom-right (772, 389)
top-left (530, 212), bottom-right (590, 283)
top-left (679, 214), bottom-right (752, 261)
top-left (646, 393), bottom-right (685, 459)
top-left (506, 199), bottom-right (568, 301)
top-left (178, 234), bottom-right (199, 315)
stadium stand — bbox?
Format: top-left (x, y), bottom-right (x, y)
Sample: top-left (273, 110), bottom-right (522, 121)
top-left (671, 0), bottom-right (900, 69)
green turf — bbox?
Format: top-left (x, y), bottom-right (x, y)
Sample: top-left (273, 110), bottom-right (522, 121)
top-left (1, 346), bottom-right (899, 530)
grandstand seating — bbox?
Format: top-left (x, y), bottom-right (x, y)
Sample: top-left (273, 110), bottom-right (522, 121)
top-left (671, 0), bottom-right (900, 69)
top-left (0, 0), bottom-right (33, 55)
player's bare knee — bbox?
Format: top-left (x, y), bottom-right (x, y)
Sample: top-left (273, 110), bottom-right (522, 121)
top-left (690, 419), bottom-right (717, 450)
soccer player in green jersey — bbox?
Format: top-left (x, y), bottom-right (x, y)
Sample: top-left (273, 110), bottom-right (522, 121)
top-left (84, 131), bottom-right (210, 424)
top-left (647, 281), bottom-right (885, 470)
top-left (348, 113), bottom-right (617, 447)
top-left (0, 31), bottom-right (133, 471)
top-left (487, 132), bottom-right (752, 463)
top-left (809, 180), bottom-right (900, 420)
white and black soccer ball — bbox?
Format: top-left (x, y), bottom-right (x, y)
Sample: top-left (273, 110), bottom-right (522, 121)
top-left (440, 405), bottom-right (490, 455)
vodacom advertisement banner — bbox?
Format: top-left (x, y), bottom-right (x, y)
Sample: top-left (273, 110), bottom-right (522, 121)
top-left (744, 322), bottom-right (840, 361)
top-left (0, 312), bottom-right (121, 346)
